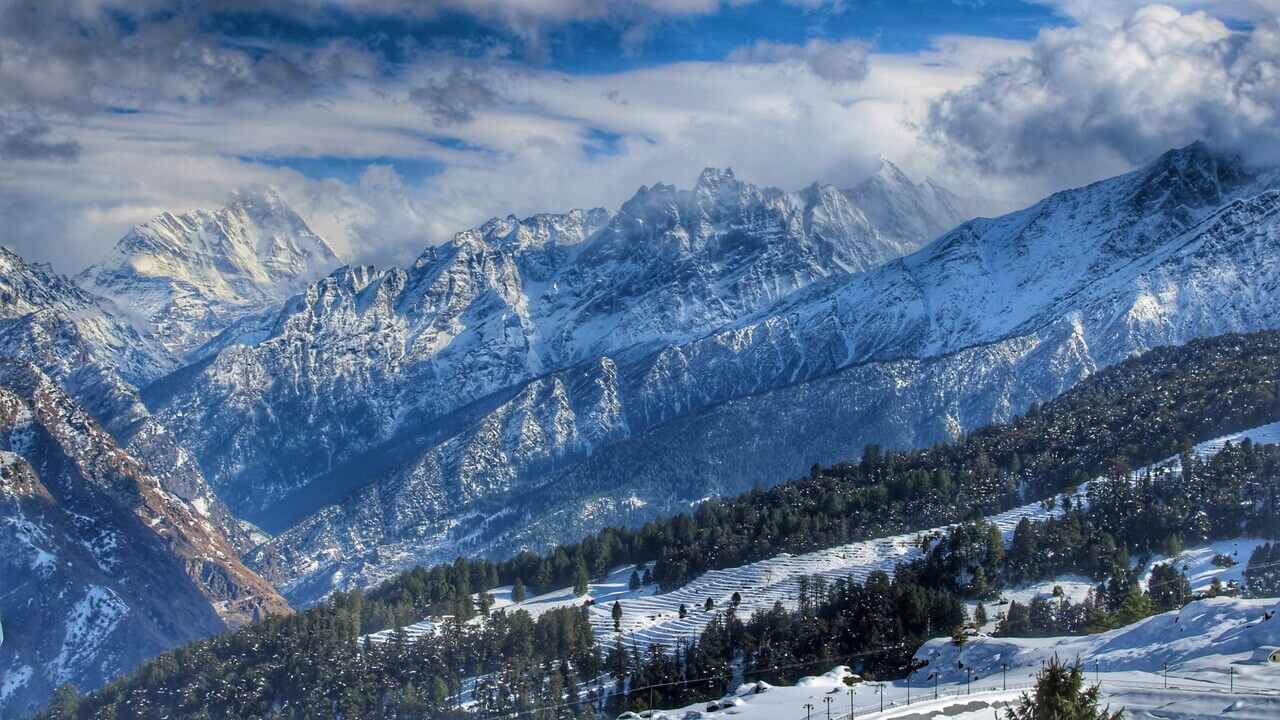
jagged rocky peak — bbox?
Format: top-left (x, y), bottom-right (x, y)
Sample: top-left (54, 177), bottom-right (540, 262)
top-left (1127, 141), bottom-right (1255, 216)
top-left (77, 187), bottom-right (342, 355)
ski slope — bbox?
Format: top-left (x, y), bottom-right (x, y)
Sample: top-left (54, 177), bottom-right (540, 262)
top-left (643, 597), bottom-right (1280, 720)
top-left (589, 494), bottom-right (1076, 652)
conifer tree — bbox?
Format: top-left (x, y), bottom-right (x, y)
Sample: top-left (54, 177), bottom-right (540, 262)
top-left (1005, 655), bottom-right (1122, 719)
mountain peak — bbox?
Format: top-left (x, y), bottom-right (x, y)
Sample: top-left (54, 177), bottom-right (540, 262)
top-left (1127, 140), bottom-right (1255, 218)
top-left (693, 167), bottom-right (742, 199)
top-left (864, 155), bottom-right (915, 189)
top-left (226, 186), bottom-right (292, 219)
top-left (77, 190), bottom-right (341, 355)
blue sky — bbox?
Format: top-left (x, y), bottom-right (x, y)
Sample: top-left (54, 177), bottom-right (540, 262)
top-left (205, 0), bottom-right (1067, 186)
top-left (2, 0), bottom-right (1277, 270)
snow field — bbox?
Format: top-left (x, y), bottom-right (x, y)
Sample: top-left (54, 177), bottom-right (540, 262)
top-left (649, 597), bottom-right (1280, 720)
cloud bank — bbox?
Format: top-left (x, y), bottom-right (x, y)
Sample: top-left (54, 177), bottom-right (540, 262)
top-left (928, 5), bottom-right (1280, 186)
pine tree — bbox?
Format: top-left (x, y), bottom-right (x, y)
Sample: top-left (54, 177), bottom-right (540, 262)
top-left (974, 603), bottom-right (988, 627)
top-left (513, 577), bottom-right (527, 604)
top-left (46, 684), bottom-right (81, 720)
top-left (572, 562), bottom-right (590, 597)
top-left (1147, 563), bottom-right (1191, 612)
top-left (704, 597), bottom-right (714, 612)
top-left (973, 566), bottom-right (989, 598)
top-left (613, 601), bottom-right (624, 632)
top-left (1005, 655), bottom-right (1122, 719)
top-left (679, 603), bottom-right (688, 619)
top-left (1115, 585), bottom-right (1154, 626)
top-left (630, 570), bottom-right (642, 592)
top-left (731, 591), bottom-right (742, 608)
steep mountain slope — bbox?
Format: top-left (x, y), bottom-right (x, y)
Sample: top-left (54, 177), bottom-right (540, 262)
top-left (0, 362), bottom-right (288, 716)
top-left (0, 246), bottom-right (254, 552)
top-left (246, 143), bottom-right (1280, 603)
top-left (0, 247), bottom-right (174, 387)
top-left (146, 163), bottom-right (970, 522)
top-left (77, 188), bottom-right (340, 355)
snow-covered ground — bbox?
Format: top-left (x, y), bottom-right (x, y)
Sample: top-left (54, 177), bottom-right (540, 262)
top-left (590, 493), bottom-right (1077, 652)
top-left (643, 597), bottom-right (1280, 720)
top-left (967, 536), bottom-right (1271, 632)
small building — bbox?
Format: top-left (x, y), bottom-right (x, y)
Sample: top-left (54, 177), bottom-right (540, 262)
top-left (1249, 646), bottom-right (1280, 664)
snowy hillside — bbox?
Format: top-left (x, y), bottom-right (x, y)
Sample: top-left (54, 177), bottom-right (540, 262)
top-left (0, 244), bottom-right (255, 553)
top-left (638, 596), bottom-right (1280, 720)
top-left (356, 420), bottom-right (1280, 666)
top-left (0, 362), bottom-right (289, 717)
top-left (239, 143), bottom-right (1280, 605)
top-left (0, 246), bottom-right (174, 386)
top-left (78, 188), bottom-right (340, 355)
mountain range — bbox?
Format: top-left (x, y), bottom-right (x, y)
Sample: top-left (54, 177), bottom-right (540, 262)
top-left (4, 143), bottom-right (1280, 713)
top-left (232, 142), bottom-right (1280, 605)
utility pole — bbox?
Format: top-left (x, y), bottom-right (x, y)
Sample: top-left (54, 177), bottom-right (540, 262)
top-left (848, 686), bottom-right (856, 718)
top-left (804, 702), bottom-right (814, 720)
top-left (1230, 666), bottom-right (1236, 693)
top-left (878, 683), bottom-right (884, 713)
top-left (1094, 659), bottom-right (1100, 686)
top-left (824, 695), bottom-right (833, 720)
top-left (1000, 663), bottom-right (1008, 691)
top-left (966, 668), bottom-right (973, 695)
top-left (1163, 662), bottom-right (1168, 689)
top-left (931, 672), bottom-right (938, 699)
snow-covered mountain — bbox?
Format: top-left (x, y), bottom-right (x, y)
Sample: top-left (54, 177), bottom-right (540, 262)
top-left (146, 162), bottom-right (972, 525)
top-left (0, 245), bottom-right (255, 552)
top-left (0, 246), bottom-right (175, 386)
top-left (77, 188), bottom-right (340, 355)
top-left (230, 143), bottom-right (1280, 604)
top-left (0, 361), bottom-right (289, 716)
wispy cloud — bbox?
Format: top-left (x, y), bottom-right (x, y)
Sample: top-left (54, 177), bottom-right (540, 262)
top-left (410, 68), bottom-right (501, 126)
top-left (728, 38), bottom-right (872, 83)
top-left (0, 120), bottom-right (80, 162)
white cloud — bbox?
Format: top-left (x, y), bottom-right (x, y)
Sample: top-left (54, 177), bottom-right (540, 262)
top-left (728, 38), bottom-right (871, 83)
top-left (927, 4), bottom-right (1280, 193)
top-left (0, 35), bottom-right (1014, 272)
